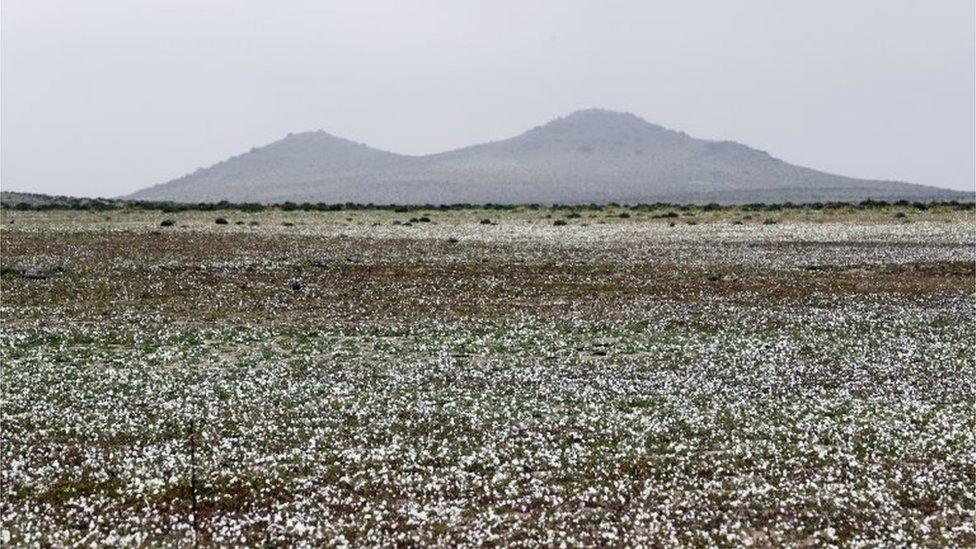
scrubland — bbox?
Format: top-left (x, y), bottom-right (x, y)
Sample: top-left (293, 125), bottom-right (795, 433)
top-left (1, 205), bottom-right (973, 546)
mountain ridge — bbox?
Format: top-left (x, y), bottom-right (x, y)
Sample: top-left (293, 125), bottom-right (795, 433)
top-left (128, 109), bottom-right (971, 204)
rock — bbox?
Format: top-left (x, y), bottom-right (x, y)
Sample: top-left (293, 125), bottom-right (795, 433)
top-left (22, 268), bottom-right (47, 280)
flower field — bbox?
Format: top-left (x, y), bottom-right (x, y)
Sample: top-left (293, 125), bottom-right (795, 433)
top-left (1, 206), bottom-right (973, 545)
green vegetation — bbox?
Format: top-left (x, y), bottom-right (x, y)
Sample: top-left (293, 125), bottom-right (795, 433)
top-left (1, 208), bottom-right (973, 545)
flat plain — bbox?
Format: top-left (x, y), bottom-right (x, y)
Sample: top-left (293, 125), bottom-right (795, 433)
top-left (1, 205), bottom-right (974, 546)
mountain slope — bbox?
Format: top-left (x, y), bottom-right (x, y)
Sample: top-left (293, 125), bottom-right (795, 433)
top-left (128, 109), bottom-right (971, 204)
top-left (131, 131), bottom-right (407, 203)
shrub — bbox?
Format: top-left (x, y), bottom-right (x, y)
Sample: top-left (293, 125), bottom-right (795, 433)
top-left (215, 217), bottom-right (229, 225)
top-left (480, 219), bottom-right (492, 225)
top-left (160, 219), bottom-right (176, 227)
top-left (553, 219), bottom-right (568, 226)
top-left (619, 212), bottom-right (631, 218)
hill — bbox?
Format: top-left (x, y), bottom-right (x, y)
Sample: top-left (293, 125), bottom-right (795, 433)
top-left (0, 191), bottom-right (121, 208)
top-left (129, 109), bottom-right (971, 204)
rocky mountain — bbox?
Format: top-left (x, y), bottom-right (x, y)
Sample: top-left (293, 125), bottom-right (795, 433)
top-left (128, 109), bottom-right (971, 204)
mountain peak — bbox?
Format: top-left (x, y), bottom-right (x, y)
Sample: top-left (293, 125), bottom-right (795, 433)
top-left (277, 130), bottom-right (350, 144)
top-left (562, 108), bottom-right (643, 122)
top-left (545, 108), bottom-right (645, 128)
top-left (534, 108), bottom-right (678, 138)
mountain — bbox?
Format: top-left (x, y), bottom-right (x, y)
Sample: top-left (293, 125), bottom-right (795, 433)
top-left (128, 109), bottom-right (971, 204)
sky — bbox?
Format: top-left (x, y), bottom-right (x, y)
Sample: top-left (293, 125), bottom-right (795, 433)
top-left (1, 0), bottom-right (974, 197)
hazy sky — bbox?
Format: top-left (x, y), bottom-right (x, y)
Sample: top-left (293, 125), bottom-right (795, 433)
top-left (2, 0), bottom-right (974, 197)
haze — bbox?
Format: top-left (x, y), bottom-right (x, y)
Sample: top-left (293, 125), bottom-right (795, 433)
top-left (2, 0), bottom-right (974, 197)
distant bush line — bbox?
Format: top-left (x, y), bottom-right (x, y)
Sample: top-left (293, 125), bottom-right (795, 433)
top-left (1, 198), bottom-right (973, 213)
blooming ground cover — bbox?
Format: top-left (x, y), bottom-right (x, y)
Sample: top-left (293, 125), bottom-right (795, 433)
top-left (1, 206), bottom-right (974, 545)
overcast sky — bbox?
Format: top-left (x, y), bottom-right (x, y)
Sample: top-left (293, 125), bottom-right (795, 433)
top-left (2, 0), bottom-right (974, 197)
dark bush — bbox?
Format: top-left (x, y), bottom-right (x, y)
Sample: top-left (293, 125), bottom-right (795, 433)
top-left (553, 219), bottom-right (568, 226)
top-left (160, 219), bottom-right (176, 227)
top-left (215, 217), bottom-right (229, 224)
